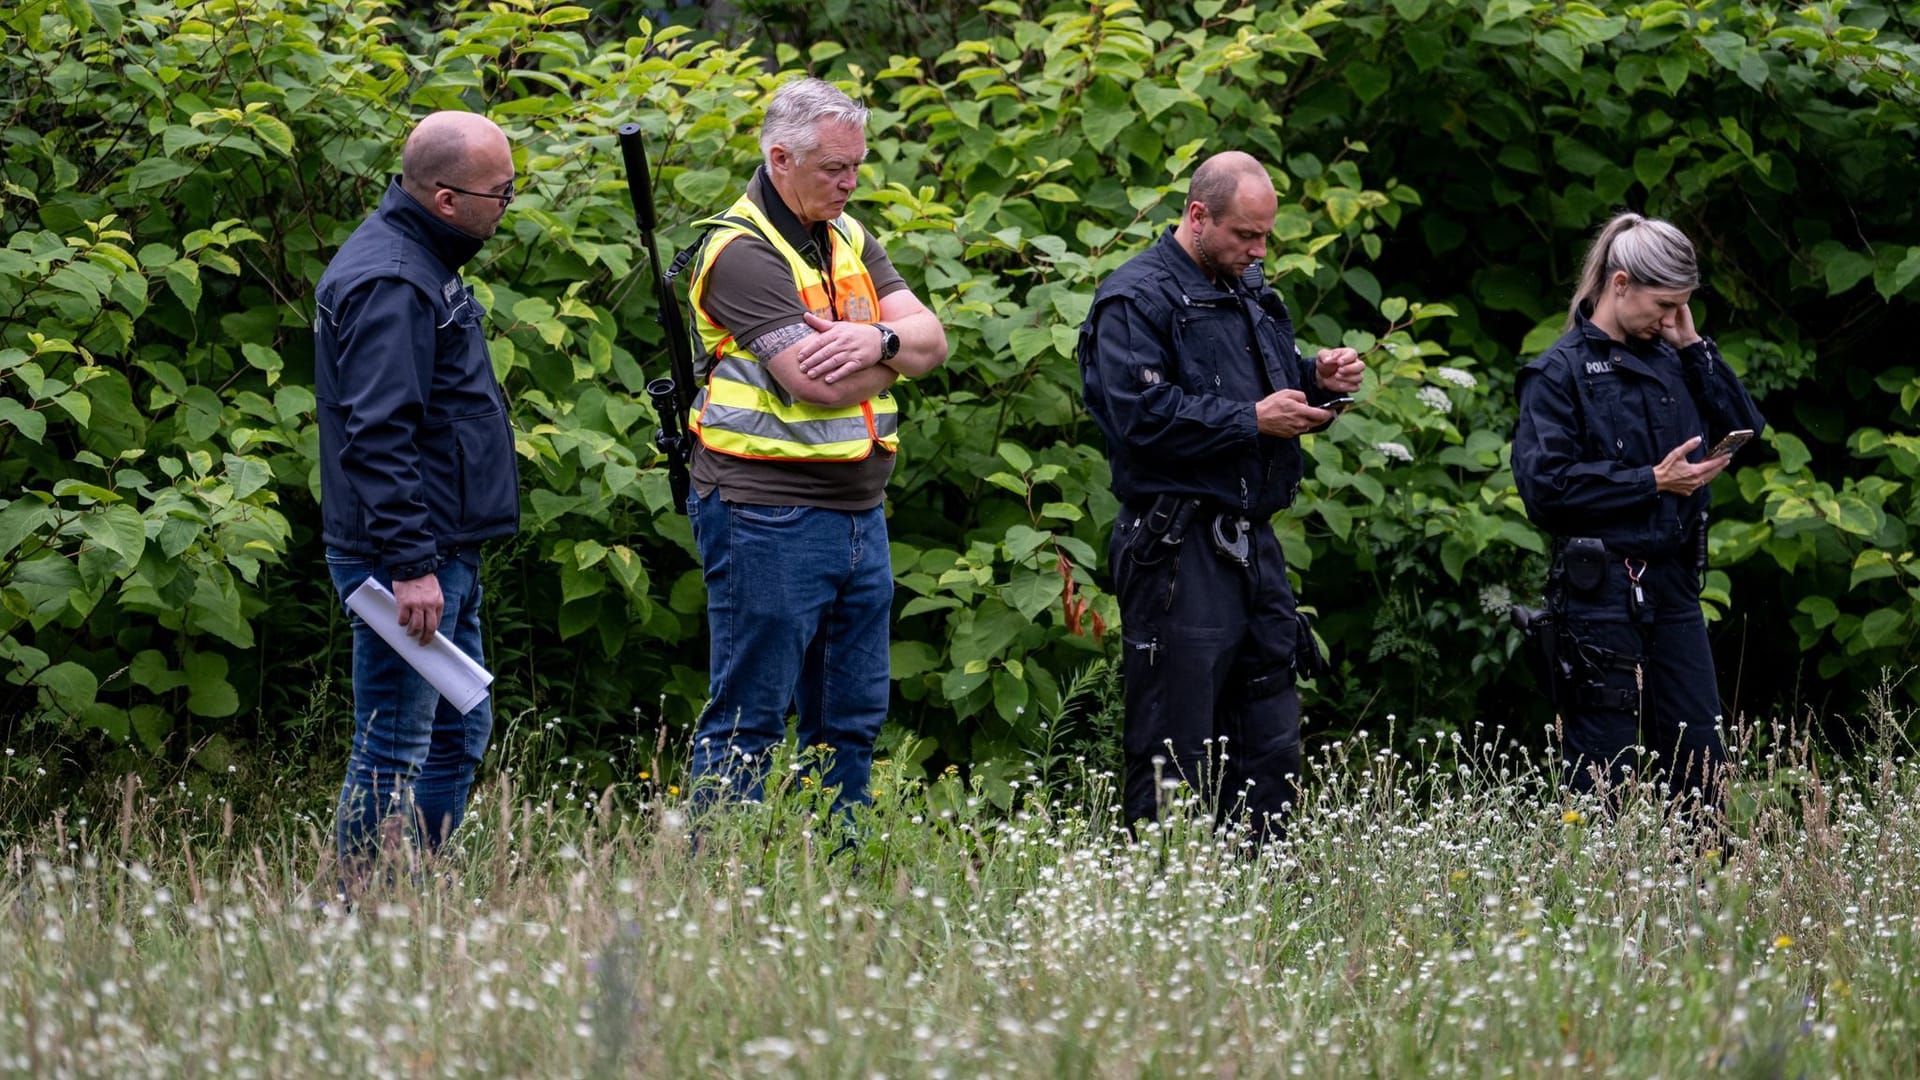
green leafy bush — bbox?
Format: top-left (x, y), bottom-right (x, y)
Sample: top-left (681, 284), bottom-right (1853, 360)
top-left (3, 0), bottom-right (1916, 792)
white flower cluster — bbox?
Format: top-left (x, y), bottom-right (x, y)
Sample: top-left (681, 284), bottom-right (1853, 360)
top-left (1417, 385), bottom-right (1453, 413)
top-left (1434, 366), bottom-right (1479, 389)
top-left (1479, 584), bottom-right (1513, 615)
top-left (1374, 441), bottom-right (1414, 463)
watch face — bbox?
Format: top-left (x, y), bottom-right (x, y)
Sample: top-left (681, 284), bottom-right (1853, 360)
top-left (879, 324), bottom-right (900, 359)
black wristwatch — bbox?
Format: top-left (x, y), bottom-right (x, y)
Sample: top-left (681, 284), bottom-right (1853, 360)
top-left (875, 322), bottom-right (900, 361)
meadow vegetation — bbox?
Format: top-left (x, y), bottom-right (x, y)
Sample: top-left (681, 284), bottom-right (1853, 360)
top-left (3, 685), bottom-right (1917, 1076)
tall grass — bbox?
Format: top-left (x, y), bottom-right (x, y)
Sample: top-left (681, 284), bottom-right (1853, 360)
top-left (3, 690), bottom-right (1917, 1077)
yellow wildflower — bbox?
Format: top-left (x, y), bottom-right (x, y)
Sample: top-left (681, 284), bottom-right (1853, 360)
top-left (1774, 935), bottom-right (1793, 949)
top-left (1562, 810), bottom-right (1586, 825)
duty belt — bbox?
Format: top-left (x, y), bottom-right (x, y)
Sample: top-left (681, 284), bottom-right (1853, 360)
top-left (1131, 496), bottom-right (1255, 568)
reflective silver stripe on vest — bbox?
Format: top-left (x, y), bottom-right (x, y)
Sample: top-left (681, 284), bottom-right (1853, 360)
top-left (709, 354), bottom-right (783, 395)
top-left (699, 405), bottom-right (887, 446)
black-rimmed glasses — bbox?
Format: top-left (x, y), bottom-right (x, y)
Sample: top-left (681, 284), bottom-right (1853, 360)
top-left (436, 179), bottom-right (516, 207)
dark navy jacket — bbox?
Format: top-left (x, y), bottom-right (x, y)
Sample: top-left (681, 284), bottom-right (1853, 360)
top-left (1079, 228), bottom-right (1323, 518)
top-left (1513, 310), bottom-right (1765, 559)
top-left (315, 180), bottom-right (519, 580)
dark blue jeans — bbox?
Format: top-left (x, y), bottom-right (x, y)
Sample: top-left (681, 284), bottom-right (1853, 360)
top-left (687, 487), bottom-right (893, 813)
top-left (326, 548), bottom-right (492, 866)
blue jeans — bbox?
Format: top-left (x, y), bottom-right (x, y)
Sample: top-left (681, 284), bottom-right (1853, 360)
top-left (326, 548), bottom-right (492, 865)
top-left (688, 487), bottom-right (893, 812)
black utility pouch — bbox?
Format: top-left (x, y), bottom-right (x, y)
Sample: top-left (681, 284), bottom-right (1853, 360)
top-left (1561, 537), bottom-right (1607, 594)
top-left (1510, 604), bottom-right (1563, 705)
top-left (1293, 610), bottom-right (1331, 681)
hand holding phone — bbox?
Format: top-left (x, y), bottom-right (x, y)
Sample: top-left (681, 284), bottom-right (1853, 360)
top-left (1321, 395), bottom-right (1356, 414)
top-left (1707, 429), bottom-right (1754, 459)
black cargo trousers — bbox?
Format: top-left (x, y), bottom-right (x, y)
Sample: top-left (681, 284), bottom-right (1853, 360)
top-left (1547, 540), bottom-right (1728, 813)
top-left (1110, 499), bottom-right (1307, 844)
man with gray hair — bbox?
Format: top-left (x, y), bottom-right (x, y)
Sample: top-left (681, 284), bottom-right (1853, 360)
top-left (680, 77), bottom-right (948, 814)
top-left (315, 111), bottom-right (520, 880)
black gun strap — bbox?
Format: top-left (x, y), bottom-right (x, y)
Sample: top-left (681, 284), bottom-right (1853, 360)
top-left (667, 214), bottom-right (751, 284)
top-left (666, 246), bottom-right (696, 283)
top-left (1575, 684), bottom-right (1639, 712)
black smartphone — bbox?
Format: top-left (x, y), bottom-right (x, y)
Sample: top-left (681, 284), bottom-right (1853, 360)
top-left (1707, 429), bottom-right (1754, 458)
top-left (1321, 395), bottom-right (1355, 414)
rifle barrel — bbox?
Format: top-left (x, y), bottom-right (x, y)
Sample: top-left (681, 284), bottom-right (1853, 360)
top-left (616, 123), bottom-right (658, 234)
top-left (617, 120), bottom-right (700, 516)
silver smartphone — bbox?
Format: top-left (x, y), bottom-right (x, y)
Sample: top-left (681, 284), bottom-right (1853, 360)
top-left (1707, 429), bottom-right (1754, 458)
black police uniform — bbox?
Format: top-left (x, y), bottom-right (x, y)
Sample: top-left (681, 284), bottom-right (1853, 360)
top-left (1079, 227), bottom-right (1331, 840)
top-left (1512, 309), bottom-right (1764, 807)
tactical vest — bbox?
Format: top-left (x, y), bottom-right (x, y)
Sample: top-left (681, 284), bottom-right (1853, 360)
top-left (685, 195), bottom-right (899, 462)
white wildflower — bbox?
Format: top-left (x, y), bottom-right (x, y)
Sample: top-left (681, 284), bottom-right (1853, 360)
top-left (1374, 441), bottom-right (1413, 463)
top-left (1435, 366), bottom-right (1478, 388)
top-left (1479, 584), bottom-right (1513, 616)
top-left (740, 1037), bottom-right (798, 1060)
top-left (1417, 385), bottom-right (1453, 412)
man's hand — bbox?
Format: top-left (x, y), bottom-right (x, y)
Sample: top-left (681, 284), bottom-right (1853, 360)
top-left (1315, 346), bottom-right (1364, 393)
top-left (1661, 302), bottom-right (1703, 350)
top-left (794, 311), bottom-right (885, 384)
top-left (1652, 436), bottom-right (1730, 496)
top-left (1255, 389), bottom-right (1336, 438)
top-left (393, 573), bottom-right (444, 645)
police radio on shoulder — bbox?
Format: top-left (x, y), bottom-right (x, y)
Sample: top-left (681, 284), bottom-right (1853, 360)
top-left (1707, 429), bottom-right (1754, 459)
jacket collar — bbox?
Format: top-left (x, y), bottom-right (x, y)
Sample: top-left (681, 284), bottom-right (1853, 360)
top-left (1571, 306), bottom-right (1673, 381)
top-left (748, 166), bottom-right (834, 270)
top-left (1153, 225), bottom-right (1243, 300)
top-left (378, 178), bottom-right (486, 271)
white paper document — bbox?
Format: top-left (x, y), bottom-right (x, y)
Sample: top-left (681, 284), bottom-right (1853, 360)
top-left (344, 577), bottom-right (494, 714)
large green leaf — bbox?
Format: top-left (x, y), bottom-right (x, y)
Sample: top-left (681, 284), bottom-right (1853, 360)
top-left (182, 652), bottom-right (239, 718)
top-left (35, 661), bottom-right (99, 715)
top-left (80, 504), bottom-right (146, 570)
top-left (0, 399), bottom-right (48, 443)
top-left (1079, 77), bottom-right (1132, 152)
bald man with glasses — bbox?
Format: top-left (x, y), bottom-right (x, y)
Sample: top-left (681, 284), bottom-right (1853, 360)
top-left (314, 111), bottom-right (521, 886)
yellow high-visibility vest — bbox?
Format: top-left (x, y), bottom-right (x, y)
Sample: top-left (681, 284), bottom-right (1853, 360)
top-left (685, 194), bottom-right (899, 462)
